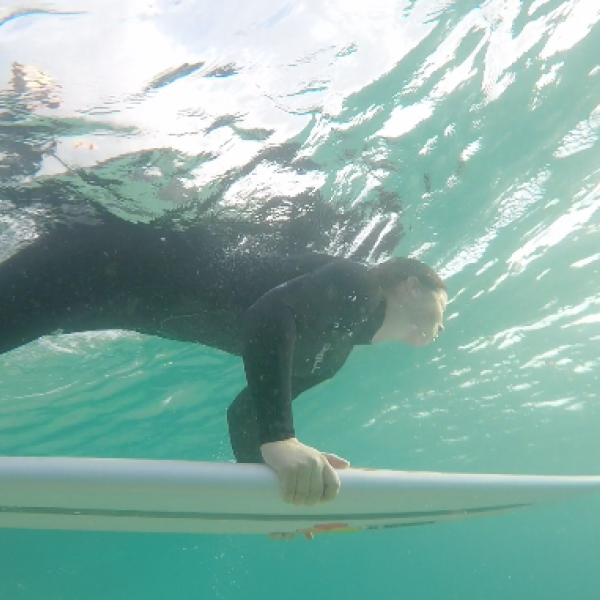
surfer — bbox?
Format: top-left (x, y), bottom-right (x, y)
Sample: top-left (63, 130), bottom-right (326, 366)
top-left (0, 215), bottom-right (446, 506)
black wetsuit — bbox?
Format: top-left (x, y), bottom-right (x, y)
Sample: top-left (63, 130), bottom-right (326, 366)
top-left (0, 217), bottom-right (386, 462)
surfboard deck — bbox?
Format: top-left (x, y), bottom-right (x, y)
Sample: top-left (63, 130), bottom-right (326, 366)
top-left (1, 457), bottom-right (599, 536)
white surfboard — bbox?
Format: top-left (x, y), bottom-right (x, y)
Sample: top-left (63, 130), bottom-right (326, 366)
top-left (1, 457), bottom-right (599, 536)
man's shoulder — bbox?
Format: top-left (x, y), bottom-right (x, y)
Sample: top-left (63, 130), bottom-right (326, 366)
top-left (308, 256), bottom-right (375, 284)
top-left (302, 257), bottom-right (381, 305)
top-left (249, 255), bottom-right (380, 310)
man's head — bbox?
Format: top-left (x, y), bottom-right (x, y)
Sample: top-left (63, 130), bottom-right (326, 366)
top-left (371, 257), bottom-right (447, 347)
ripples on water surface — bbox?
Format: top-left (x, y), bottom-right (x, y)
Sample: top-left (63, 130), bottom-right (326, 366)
top-left (1, 1), bottom-right (600, 599)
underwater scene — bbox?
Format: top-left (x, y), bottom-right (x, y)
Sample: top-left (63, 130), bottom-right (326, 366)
top-left (1, 0), bottom-right (600, 598)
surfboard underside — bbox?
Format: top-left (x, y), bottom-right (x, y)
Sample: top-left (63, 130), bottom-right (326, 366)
top-left (1, 458), bottom-right (599, 535)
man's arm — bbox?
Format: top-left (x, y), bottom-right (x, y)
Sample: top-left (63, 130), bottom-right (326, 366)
top-left (241, 299), bottom-right (298, 446)
top-left (239, 258), bottom-right (382, 449)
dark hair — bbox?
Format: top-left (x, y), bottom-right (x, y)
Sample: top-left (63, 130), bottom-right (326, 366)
top-left (371, 257), bottom-right (446, 293)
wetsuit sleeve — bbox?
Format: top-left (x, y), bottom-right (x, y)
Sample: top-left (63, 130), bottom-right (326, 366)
top-left (242, 299), bottom-right (297, 445)
top-left (227, 377), bottom-right (328, 463)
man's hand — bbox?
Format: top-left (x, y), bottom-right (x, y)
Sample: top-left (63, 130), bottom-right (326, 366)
top-left (260, 438), bottom-right (350, 505)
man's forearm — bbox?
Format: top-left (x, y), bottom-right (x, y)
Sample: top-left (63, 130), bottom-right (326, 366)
top-left (242, 300), bottom-right (297, 444)
top-left (226, 388), bottom-right (264, 463)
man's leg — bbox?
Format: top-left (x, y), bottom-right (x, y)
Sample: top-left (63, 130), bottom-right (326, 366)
top-left (0, 217), bottom-right (153, 355)
top-left (0, 227), bottom-right (76, 355)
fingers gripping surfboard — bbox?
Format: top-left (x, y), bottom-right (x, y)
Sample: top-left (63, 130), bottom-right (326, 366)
top-left (1, 457), bottom-right (599, 536)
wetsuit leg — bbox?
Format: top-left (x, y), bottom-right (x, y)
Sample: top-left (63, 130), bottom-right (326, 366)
top-left (0, 219), bottom-right (149, 355)
top-left (0, 218), bottom-right (224, 355)
top-left (227, 376), bottom-right (329, 463)
top-left (0, 224), bottom-right (92, 355)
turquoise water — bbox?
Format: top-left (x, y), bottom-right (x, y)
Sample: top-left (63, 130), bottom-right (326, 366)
top-left (1, 0), bottom-right (600, 598)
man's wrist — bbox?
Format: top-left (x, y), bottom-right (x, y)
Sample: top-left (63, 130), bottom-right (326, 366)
top-left (258, 428), bottom-right (296, 446)
top-left (260, 437), bottom-right (297, 449)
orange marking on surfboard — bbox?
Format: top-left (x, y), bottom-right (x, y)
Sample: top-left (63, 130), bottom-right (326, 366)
top-left (297, 522), bottom-right (362, 535)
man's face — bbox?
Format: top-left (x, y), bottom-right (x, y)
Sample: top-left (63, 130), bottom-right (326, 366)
top-left (388, 279), bottom-right (447, 347)
top-left (405, 286), bottom-right (447, 346)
